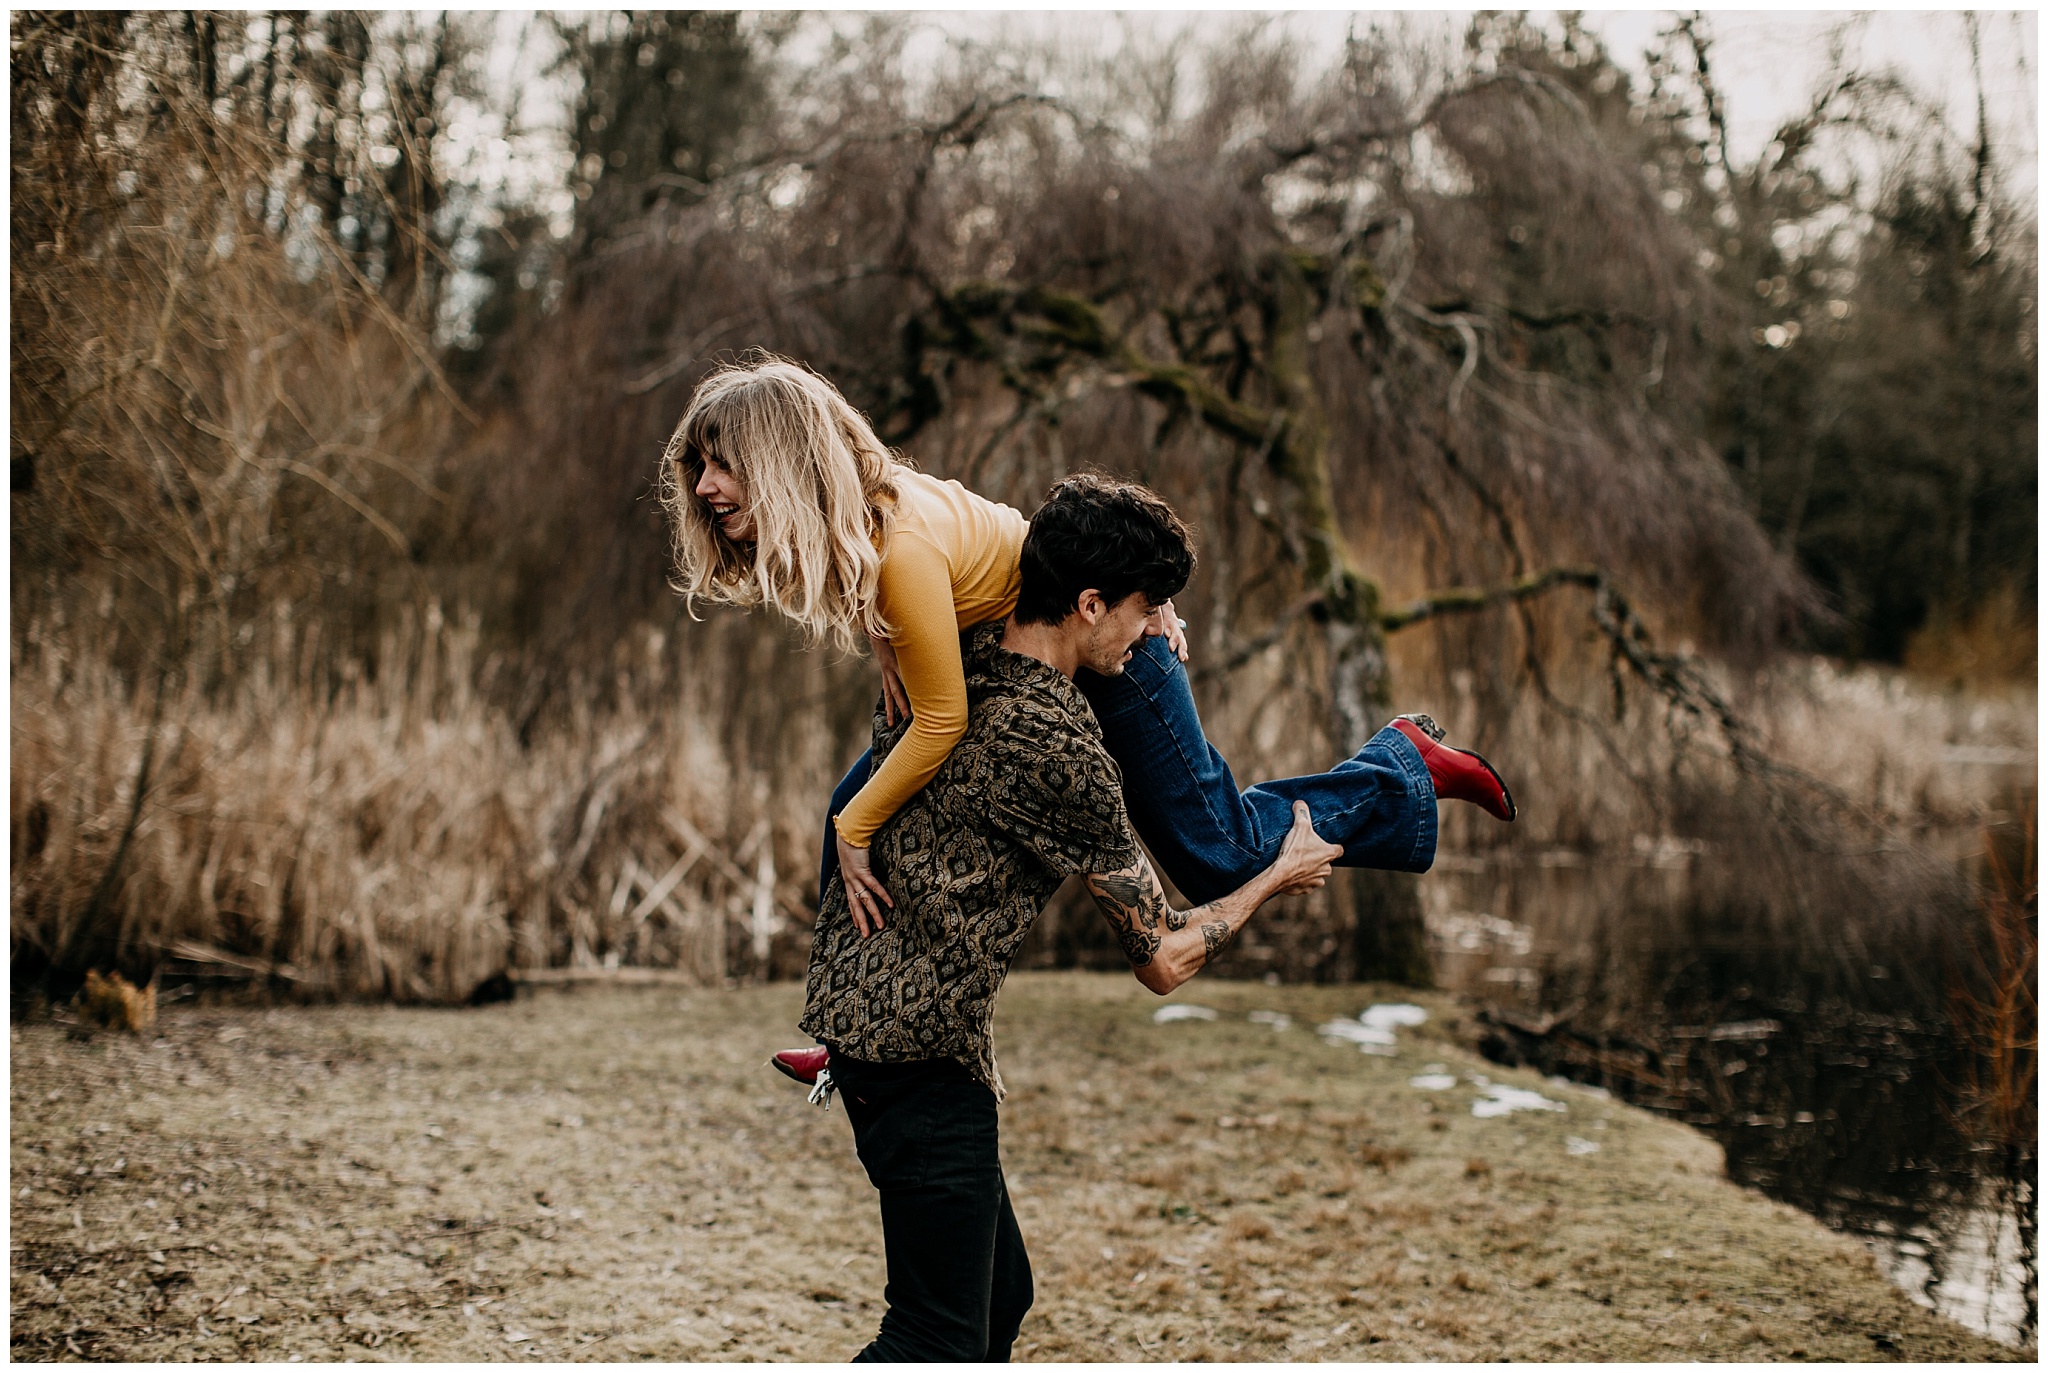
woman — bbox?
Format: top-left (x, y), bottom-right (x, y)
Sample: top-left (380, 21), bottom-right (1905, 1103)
top-left (660, 355), bottom-right (1514, 1025)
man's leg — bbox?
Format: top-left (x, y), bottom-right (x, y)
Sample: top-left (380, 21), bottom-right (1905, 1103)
top-left (1077, 634), bottom-right (1437, 905)
top-left (983, 1177), bottom-right (1034, 1361)
top-left (835, 1055), bottom-right (1026, 1362)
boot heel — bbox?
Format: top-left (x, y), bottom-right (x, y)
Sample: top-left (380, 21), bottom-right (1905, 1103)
top-left (1396, 712), bottom-right (1446, 743)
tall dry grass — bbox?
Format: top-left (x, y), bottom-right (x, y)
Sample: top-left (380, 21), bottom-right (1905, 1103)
top-left (10, 606), bottom-right (855, 1003)
top-left (1948, 801), bottom-right (2038, 1171)
top-left (13, 591), bottom-right (2033, 1007)
top-left (1415, 636), bottom-right (2036, 1022)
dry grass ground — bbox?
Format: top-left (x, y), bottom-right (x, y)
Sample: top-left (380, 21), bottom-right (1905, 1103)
top-left (10, 972), bottom-right (2026, 1362)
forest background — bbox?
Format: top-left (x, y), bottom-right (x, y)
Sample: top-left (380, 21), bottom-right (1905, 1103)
top-left (10, 8), bottom-right (2034, 1038)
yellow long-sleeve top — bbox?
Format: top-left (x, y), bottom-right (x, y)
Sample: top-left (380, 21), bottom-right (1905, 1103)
top-left (832, 469), bottom-right (1029, 848)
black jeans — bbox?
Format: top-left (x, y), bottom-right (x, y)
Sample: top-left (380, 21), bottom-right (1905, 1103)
top-left (830, 1051), bottom-right (1033, 1362)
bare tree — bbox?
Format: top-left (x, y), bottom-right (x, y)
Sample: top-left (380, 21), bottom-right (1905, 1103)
top-left (11, 12), bottom-right (463, 991)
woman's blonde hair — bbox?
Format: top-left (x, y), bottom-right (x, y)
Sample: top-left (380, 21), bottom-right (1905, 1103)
top-left (658, 354), bottom-right (904, 653)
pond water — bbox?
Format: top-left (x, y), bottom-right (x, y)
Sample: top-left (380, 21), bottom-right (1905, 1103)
top-left (1425, 843), bottom-right (2037, 1348)
top-left (1695, 1010), bottom-right (2036, 1348)
top-left (1876, 1192), bottom-right (2036, 1348)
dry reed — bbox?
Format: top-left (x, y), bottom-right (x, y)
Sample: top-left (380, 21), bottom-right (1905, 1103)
top-left (1947, 800), bottom-right (2038, 1168)
top-left (1411, 628), bottom-right (2035, 1023)
top-left (15, 597), bottom-right (2030, 1009)
top-left (11, 606), bottom-right (841, 1003)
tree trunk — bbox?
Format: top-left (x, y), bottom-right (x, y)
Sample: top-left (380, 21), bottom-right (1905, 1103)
top-left (1260, 252), bottom-right (1431, 986)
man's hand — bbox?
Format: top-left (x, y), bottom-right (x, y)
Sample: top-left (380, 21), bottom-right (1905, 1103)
top-left (1084, 802), bottom-right (1338, 995)
top-left (1267, 800), bottom-right (1343, 894)
top-left (837, 830), bottom-right (895, 937)
top-left (870, 632), bottom-right (910, 727)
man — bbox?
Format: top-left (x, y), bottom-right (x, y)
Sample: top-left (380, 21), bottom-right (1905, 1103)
top-left (799, 475), bottom-right (1343, 1361)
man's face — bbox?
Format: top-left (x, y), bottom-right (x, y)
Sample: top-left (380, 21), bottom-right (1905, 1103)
top-left (1078, 590), bottom-right (1165, 676)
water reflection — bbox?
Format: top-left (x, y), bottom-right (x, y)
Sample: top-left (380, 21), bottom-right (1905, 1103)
top-left (1862, 1185), bottom-right (2036, 1348)
top-left (1880, 1191), bottom-right (2037, 1349)
top-left (1429, 869), bottom-right (2037, 1347)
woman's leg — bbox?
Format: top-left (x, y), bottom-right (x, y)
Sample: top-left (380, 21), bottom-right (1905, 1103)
top-left (1076, 635), bottom-right (1438, 906)
top-left (819, 749), bottom-right (873, 902)
top-left (771, 753), bottom-right (875, 1077)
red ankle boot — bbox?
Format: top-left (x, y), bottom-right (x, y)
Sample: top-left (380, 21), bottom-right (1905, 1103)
top-left (1391, 714), bottom-right (1517, 822)
top-left (771, 1045), bottom-right (830, 1085)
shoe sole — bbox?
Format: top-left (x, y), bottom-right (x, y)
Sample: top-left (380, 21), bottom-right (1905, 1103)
top-left (770, 1057), bottom-right (820, 1086)
top-left (1454, 746), bottom-right (1518, 823)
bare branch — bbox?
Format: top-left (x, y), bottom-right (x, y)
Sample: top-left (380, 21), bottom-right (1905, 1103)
top-left (1676, 14), bottom-right (1737, 182)
top-left (1192, 591), bottom-right (1325, 683)
top-left (1263, 66), bottom-right (1597, 171)
top-left (1378, 567), bottom-right (1602, 633)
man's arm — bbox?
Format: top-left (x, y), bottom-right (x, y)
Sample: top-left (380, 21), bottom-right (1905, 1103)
top-left (1085, 801), bottom-right (1340, 995)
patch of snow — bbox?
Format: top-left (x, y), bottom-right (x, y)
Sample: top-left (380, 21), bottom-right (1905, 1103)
top-left (1247, 1010), bottom-right (1292, 1030)
top-left (1319, 1018), bottom-right (1397, 1047)
top-left (1566, 1136), bottom-right (1600, 1156)
top-left (1471, 1082), bottom-right (1568, 1118)
top-left (1408, 1073), bottom-right (1457, 1091)
top-left (1153, 1004), bottom-right (1219, 1023)
top-left (1313, 1005), bottom-right (1426, 1057)
top-left (1361, 1003), bottom-right (1429, 1030)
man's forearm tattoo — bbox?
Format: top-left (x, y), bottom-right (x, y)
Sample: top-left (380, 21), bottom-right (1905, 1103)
top-left (1201, 920), bottom-right (1235, 960)
top-left (1087, 858), bottom-right (1170, 967)
top-left (1115, 923), bottom-right (1162, 968)
top-left (1165, 909), bottom-right (1187, 932)
top-left (1094, 871), bottom-right (1160, 929)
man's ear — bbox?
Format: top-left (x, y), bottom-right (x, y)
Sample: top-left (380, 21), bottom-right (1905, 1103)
top-left (1074, 588), bottom-right (1108, 624)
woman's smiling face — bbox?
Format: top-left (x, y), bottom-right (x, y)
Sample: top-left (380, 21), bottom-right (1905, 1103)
top-left (693, 452), bottom-right (755, 542)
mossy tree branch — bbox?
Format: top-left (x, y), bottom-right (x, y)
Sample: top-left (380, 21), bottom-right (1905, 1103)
top-left (1378, 567), bottom-right (1604, 632)
top-left (918, 271), bottom-right (1759, 767)
top-left (893, 227), bottom-right (1823, 978)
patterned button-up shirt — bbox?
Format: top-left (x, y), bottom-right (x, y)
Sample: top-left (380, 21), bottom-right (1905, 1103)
top-left (800, 622), bottom-right (1142, 1098)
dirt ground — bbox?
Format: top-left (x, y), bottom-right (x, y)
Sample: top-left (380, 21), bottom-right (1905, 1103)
top-left (10, 971), bottom-right (2028, 1362)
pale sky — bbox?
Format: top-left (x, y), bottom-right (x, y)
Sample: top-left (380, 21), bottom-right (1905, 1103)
top-left (438, 9), bottom-right (2039, 235)
top-left (1586, 9), bottom-right (2034, 190)
top-left (894, 8), bottom-right (2037, 195)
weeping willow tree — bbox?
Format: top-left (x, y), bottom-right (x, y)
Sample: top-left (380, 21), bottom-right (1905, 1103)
top-left (470, 14), bottom-right (1845, 981)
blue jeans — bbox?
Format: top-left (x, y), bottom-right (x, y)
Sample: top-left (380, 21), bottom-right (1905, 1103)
top-left (820, 634), bottom-right (1437, 906)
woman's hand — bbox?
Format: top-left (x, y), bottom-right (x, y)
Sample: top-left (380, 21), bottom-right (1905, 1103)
top-left (1266, 801), bottom-right (1342, 895)
top-left (1154, 599), bottom-right (1190, 663)
top-left (870, 633), bottom-right (910, 727)
top-left (837, 829), bottom-right (896, 937)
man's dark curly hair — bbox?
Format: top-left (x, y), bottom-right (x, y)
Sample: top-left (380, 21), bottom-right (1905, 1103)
top-left (1013, 473), bottom-right (1195, 625)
